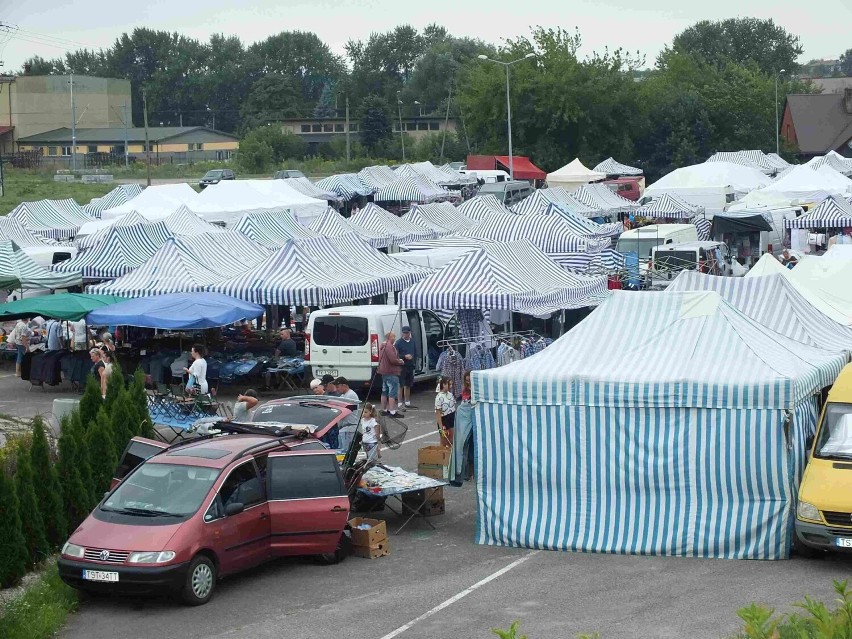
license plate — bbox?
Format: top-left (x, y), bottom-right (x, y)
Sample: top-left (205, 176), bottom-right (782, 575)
top-left (315, 369), bottom-right (338, 377)
top-left (836, 538), bottom-right (852, 548)
top-left (83, 570), bottom-right (119, 582)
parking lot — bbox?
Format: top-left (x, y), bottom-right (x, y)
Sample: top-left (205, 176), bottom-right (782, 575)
top-left (2, 373), bottom-right (849, 639)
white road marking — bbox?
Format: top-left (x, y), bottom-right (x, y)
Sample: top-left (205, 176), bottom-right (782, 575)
top-left (376, 551), bottom-right (540, 639)
top-left (381, 430), bottom-right (436, 452)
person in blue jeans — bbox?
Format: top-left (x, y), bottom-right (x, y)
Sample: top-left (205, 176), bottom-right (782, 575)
top-left (377, 331), bottom-right (405, 418)
top-left (394, 326), bottom-right (418, 410)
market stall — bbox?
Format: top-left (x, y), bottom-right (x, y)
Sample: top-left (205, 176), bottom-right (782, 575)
top-left (710, 210), bottom-right (773, 267)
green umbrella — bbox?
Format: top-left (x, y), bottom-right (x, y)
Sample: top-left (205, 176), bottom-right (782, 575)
top-left (0, 293), bottom-right (125, 321)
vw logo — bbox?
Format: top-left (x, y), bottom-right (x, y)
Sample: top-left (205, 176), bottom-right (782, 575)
top-left (99, 550), bottom-right (110, 561)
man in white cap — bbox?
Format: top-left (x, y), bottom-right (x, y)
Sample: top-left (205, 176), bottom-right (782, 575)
top-left (309, 378), bottom-right (325, 395)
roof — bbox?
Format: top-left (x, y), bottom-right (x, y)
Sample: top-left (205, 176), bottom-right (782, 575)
top-left (0, 126), bottom-right (13, 136)
top-left (153, 434), bottom-right (279, 468)
top-left (17, 126), bottom-right (239, 145)
top-left (592, 157), bottom-right (643, 176)
top-left (466, 155), bottom-right (546, 180)
top-left (785, 94), bottom-right (852, 155)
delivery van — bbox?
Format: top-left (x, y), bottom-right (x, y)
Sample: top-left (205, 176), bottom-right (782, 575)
top-left (647, 241), bottom-right (733, 288)
top-left (476, 180), bottom-right (534, 207)
top-left (795, 363), bottom-right (852, 556)
top-left (305, 306), bottom-right (445, 388)
top-left (615, 224), bottom-right (699, 260)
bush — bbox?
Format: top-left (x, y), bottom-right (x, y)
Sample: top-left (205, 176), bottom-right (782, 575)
top-left (0, 465), bottom-right (28, 587)
top-left (85, 408), bottom-right (118, 495)
top-left (78, 375), bottom-right (102, 431)
top-left (110, 389), bottom-right (136, 451)
top-left (129, 369), bottom-right (154, 438)
top-left (236, 132), bottom-right (274, 174)
top-left (103, 362), bottom-right (125, 411)
top-left (15, 450), bottom-right (50, 568)
top-left (29, 418), bottom-right (67, 549)
top-left (56, 414), bottom-right (94, 530)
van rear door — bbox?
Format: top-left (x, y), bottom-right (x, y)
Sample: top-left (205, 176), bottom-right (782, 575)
top-left (310, 314), bottom-right (371, 378)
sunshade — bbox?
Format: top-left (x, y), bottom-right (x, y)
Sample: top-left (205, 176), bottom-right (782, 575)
top-left (0, 293), bottom-right (124, 321)
top-left (86, 292), bottom-right (264, 329)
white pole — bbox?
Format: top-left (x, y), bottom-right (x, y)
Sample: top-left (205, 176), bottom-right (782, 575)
top-left (123, 101), bottom-right (129, 167)
top-left (505, 64), bottom-right (513, 180)
top-left (70, 74), bottom-right (76, 172)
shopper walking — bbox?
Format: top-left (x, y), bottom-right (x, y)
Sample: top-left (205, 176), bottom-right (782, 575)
top-left (377, 331), bottom-right (405, 418)
top-left (183, 344), bottom-right (209, 395)
top-left (8, 318), bottom-right (32, 377)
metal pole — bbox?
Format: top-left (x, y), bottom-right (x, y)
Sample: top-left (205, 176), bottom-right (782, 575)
top-left (775, 75), bottom-right (780, 155)
top-left (398, 99), bottom-right (406, 162)
top-left (142, 88), bottom-right (151, 187)
top-left (345, 95), bottom-right (350, 163)
top-left (70, 74), bottom-right (77, 172)
top-left (505, 63), bottom-right (513, 180)
top-left (440, 83), bottom-right (452, 164)
top-left (123, 101), bottom-right (129, 167)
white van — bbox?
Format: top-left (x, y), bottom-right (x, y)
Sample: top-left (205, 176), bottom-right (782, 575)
top-left (648, 241), bottom-right (733, 288)
top-left (476, 180), bottom-right (534, 207)
top-left (305, 306), bottom-right (445, 388)
top-left (21, 246), bottom-right (78, 267)
top-left (615, 224), bottom-right (699, 261)
top-left (460, 169), bottom-right (509, 184)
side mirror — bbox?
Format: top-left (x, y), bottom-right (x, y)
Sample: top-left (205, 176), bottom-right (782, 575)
top-left (225, 502), bottom-right (245, 517)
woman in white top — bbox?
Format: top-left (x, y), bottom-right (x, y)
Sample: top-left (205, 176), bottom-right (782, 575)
top-left (183, 344), bottom-right (209, 395)
top-left (100, 350), bottom-right (114, 399)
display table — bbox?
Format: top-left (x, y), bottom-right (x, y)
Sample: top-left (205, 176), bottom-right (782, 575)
top-left (357, 465), bottom-right (448, 534)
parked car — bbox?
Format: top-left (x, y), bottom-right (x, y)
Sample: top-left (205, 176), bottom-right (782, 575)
top-left (274, 169), bottom-right (306, 180)
top-left (603, 177), bottom-right (643, 201)
top-left (647, 240), bottom-right (733, 288)
top-left (198, 169), bottom-right (235, 189)
top-left (475, 180), bottom-right (533, 207)
top-left (59, 422), bottom-right (350, 606)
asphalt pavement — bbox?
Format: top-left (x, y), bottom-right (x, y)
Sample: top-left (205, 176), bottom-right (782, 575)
top-left (0, 372), bottom-right (848, 639)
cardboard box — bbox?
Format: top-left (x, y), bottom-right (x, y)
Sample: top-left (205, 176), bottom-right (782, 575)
top-left (417, 464), bottom-right (447, 480)
top-left (421, 501), bottom-right (445, 517)
top-left (402, 487), bottom-right (445, 516)
top-left (348, 518), bottom-right (388, 547)
top-left (418, 445), bottom-right (451, 466)
top-left (352, 541), bottom-right (391, 559)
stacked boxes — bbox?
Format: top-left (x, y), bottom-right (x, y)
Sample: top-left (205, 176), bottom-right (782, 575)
top-left (348, 517), bottom-right (390, 559)
top-left (417, 445), bottom-right (451, 480)
top-left (402, 486), bottom-right (445, 517)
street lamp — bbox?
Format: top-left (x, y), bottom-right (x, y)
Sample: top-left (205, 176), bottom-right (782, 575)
top-left (478, 52), bottom-right (536, 180)
top-left (414, 100), bottom-right (422, 117)
top-left (396, 91), bottom-right (406, 162)
top-left (775, 69), bottom-right (787, 155)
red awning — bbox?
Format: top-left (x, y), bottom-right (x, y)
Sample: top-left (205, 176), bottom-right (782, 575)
top-left (0, 126), bottom-right (13, 136)
top-left (495, 156), bottom-right (546, 180)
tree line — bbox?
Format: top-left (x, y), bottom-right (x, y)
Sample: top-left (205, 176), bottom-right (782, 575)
top-left (23, 18), bottom-right (816, 180)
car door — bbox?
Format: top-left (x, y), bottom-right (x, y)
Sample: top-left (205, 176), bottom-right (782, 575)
top-left (405, 310), bottom-right (424, 374)
top-left (203, 458), bottom-right (270, 575)
top-left (421, 310), bottom-right (444, 373)
top-left (267, 452), bottom-right (349, 556)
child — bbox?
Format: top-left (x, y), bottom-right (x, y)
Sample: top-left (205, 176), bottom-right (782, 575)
top-left (360, 402), bottom-right (382, 461)
top-left (435, 376), bottom-right (456, 447)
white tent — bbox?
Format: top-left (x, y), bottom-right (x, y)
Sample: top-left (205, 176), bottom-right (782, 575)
top-left (546, 159), bottom-right (605, 192)
top-left (101, 184), bottom-right (199, 220)
top-left (744, 165), bottom-right (846, 204)
top-left (193, 180), bottom-right (327, 225)
top-left (644, 162), bottom-right (771, 214)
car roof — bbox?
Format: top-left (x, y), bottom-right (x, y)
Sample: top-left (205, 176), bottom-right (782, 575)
top-left (147, 433), bottom-right (323, 468)
top-left (309, 305), bottom-right (400, 319)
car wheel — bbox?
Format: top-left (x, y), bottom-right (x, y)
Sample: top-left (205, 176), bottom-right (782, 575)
top-left (793, 541), bottom-right (824, 559)
top-left (182, 555), bottom-right (216, 605)
top-left (317, 531), bottom-right (350, 565)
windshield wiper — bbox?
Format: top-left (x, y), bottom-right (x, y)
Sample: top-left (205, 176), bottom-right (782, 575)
top-left (102, 506), bottom-right (181, 517)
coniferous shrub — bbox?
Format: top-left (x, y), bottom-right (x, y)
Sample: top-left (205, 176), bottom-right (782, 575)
top-left (130, 369), bottom-right (154, 437)
top-left (78, 375), bottom-right (103, 431)
top-left (103, 362), bottom-right (125, 411)
top-left (56, 413), bottom-right (94, 529)
top-left (0, 465), bottom-right (28, 587)
top-left (29, 417), bottom-right (67, 548)
top-left (85, 408), bottom-right (118, 495)
top-left (15, 451), bottom-right (50, 567)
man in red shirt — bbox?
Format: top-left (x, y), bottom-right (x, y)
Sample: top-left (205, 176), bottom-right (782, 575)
top-left (377, 331), bottom-right (405, 418)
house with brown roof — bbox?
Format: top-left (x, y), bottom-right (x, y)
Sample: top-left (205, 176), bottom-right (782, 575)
top-left (780, 89), bottom-right (852, 159)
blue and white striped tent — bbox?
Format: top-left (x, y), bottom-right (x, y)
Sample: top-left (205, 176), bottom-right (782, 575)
top-left (180, 232), bottom-right (270, 268)
top-left (349, 202), bottom-right (439, 245)
top-left (635, 192), bottom-right (704, 220)
top-left (456, 195), bottom-right (515, 221)
top-left (706, 151), bottom-right (770, 174)
top-left (314, 174), bottom-right (375, 200)
top-left (572, 183), bottom-right (639, 213)
top-left (76, 211), bottom-right (153, 250)
top-left (285, 177), bottom-right (343, 204)
top-left (308, 207), bottom-right (390, 249)
top-left (395, 162), bottom-right (461, 187)
top-left (592, 157), bottom-right (643, 177)
top-left (405, 203), bottom-right (476, 233)
top-left (399, 240), bottom-right (609, 314)
top-left (523, 188), bottom-right (600, 218)
top-left (439, 163), bottom-right (477, 185)
top-left (668, 270), bottom-right (852, 353)
top-left (766, 153), bottom-right (792, 171)
top-left (458, 214), bottom-right (611, 254)
top-left (84, 184), bottom-right (143, 216)
top-left (358, 165), bottom-right (398, 190)
top-left (0, 217), bottom-right (58, 248)
top-left (511, 189), bottom-right (559, 215)
top-left (694, 218), bottom-right (712, 241)
top-left (0, 240), bottom-right (81, 290)
top-left (543, 204), bottom-right (623, 240)
top-left (472, 290), bottom-right (846, 560)
top-left (807, 152), bottom-right (852, 177)
top-left (164, 206), bottom-right (228, 236)
top-left (374, 176), bottom-right (452, 203)
top-left (8, 200), bottom-right (93, 240)
top-left (785, 195), bottom-right (852, 229)
top-left (56, 222), bottom-right (173, 279)
top-left (231, 210), bottom-right (320, 248)
top-left (549, 248), bottom-right (626, 274)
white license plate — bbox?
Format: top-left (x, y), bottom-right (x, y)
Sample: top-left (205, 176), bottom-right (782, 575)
top-left (836, 537), bottom-right (852, 548)
top-left (83, 570), bottom-right (119, 582)
top-left (314, 369), bottom-right (338, 377)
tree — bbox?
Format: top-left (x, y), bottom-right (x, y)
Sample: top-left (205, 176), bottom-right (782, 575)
top-left (29, 417), bottom-right (67, 549)
top-left (359, 94), bottom-right (392, 153)
top-left (15, 451), bottom-right (51, 567)
top-left (86, 408), bottom-right (119, 494)
top-left (841, 49), bottom-right (852, 77)
top-left (56, 413), bottom-right (95, 528)
top-left (313, 83), bottom-right (338, 118)
top-left (0, 467), bottom-right (28, 587)
top-left (79, 374), bottom-right (103, 431)
top-left (241, 75), bottom-right (306, 130)
top-left (103, 362), bottom-right (125, 411)
top-left (237, 130), bottom-right (275, 173)
top-left (661, 18), bottom-right (803, 75)
top-left (129, 370), bottom-right (154, 438)
top-left (110, 389), bottom-right (136, 453)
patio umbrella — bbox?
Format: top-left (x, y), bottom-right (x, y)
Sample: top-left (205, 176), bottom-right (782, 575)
top-left (0, 293), bottom-right (125, 321)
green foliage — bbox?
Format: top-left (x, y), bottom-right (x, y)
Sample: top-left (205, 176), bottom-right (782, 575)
top-left (492, 621), bottom-right (528, 639)
top-left (103, 362), bottom-right (125, 411)
top-left (0, 562), bottom-right (79, 639)
top-left (130, 369), bottom-right (154, 438)
top-left (237, 132), bottom-right (274, 174)
top-left (85, 408), bottom-right (119, 495)
top-left (56, 414), bottom-right (94, 529)
top-left (0, 173), bottom-right (113, 216)
top-left (841, 50), bottom-right (852, 77)
top-left (15, 450), bottom-right (50, 568)
top-left (78, 375), bottom-right (103, 431)
top-left (29, 418), bottom-right (67, 549)
top-left (0, 464), bottom-right (28, 587)
top-left (110, 389), bottom-right (136, 452)
top-left (359, 94), bottom-right (392, 153)
top-left (241, 74), bottom-right (306, 130)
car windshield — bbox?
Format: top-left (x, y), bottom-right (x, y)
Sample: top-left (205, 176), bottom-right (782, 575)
top-left (616, 237), bottom-right (663, 258)
top-left (815, 402), bottom-right (852, 459)
top-left (252, 402), bottom-right (341, 428)
top-left (203, 170), bottom-right (223, 178)
top-left (103, 463), bottom-right (220, 517)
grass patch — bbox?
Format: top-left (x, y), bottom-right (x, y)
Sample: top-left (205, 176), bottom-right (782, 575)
top-left (0, 171), bottom-right (114, 215)
top-left (0, 561), bottom-right (78, 639)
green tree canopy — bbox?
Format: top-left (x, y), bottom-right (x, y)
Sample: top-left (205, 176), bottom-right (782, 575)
top-left (241, 75), bottom-right (305, 130)
top-left (359, 94), bottom-right (393, 153)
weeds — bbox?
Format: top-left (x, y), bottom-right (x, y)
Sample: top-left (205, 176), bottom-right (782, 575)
top-left (0, 561), bottom-right (78, 639)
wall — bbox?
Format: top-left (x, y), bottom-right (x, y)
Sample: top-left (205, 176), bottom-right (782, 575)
top-left (780, 102), bottom-right (798, 150)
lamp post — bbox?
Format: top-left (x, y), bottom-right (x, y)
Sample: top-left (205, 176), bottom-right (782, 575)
top-left (775, 69), bottom-right (787, 155)
top-left (414, 100), bottom-right (422, 117)
top-left (478, 52), bottom-right (536, 180)
top-left (396, 91), bottom-right (406, 162)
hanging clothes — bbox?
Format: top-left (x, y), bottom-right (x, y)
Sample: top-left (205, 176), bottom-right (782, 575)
top-left (448, 400), bottom-right (475, 486)
top-left (465, 343), bottom-right (495, 371)
top-left (440, 349), bottom-right (465, 399)
top-left (457, 309), bottom-right (486, 340)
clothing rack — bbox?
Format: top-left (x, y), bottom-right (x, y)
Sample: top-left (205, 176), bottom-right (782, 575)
top-left (437, 330), bottom-right (543, 350)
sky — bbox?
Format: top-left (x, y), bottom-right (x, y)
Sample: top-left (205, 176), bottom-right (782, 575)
top-left (0, 0), bottom-right (850, 72)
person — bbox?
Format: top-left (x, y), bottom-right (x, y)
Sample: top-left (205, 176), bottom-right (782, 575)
top-left (334, 377), bottom-right (359, 402)
top-left (781, 249), bottom-right (799, 268)
top-left (183, 344), bottom-right (209, 395)
top-left (394, 326), bottom-right (417, 409)
top-left (89, 347), bottom-right (104, 381)
top-left (8, 318), bottom-right (32, 377)
top-left (100, 350), bottom-right (113, 398)
top-left (360, 402), bottom-right (381, 461)
top-left (377, 331), bottom-right (405, 418)
top-left (460, 371), bottom-right (472, 402)
top-left (98, 331), bottom-right (116, 352)
top-left (70, 319), bottom-right (89, 351)
top-left (309, 378), bottom-right (325, 395)
top-left (435, 376), bottom-right (456, 447)
top-left (274, 328), bottom-right (298, 358)
top-left (321, 374), bottom-right (338, 396)
top-left (294, 307), bottom-right (306, 333)
top-left (232, 389), bottom-right (259, 422)
top-left (45, 318), bottom-right (64, 352)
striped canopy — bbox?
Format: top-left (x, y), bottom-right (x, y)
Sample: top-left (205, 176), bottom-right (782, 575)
top-left (571, 183), bottom-right (639, 213)
top-left (349, 202), bottom-right (439, 244)
top-left (549, 248), bottom-right (626, 274)
top-left (693, 217), bottom-right (712, 241)
top-left (668, 270), bottom-right (852, 353)
top-left (636, 192), bottom-right (704, 220)
top-left (374, 176), bottom-right (452, 203)
top-left (456, 195), bottom-right (515, 221)
top-left (57, 223), bottom-right (172, 279)
top-left (314, 173), bottom-right (375, 200)
top-left (0, 217), bottom-right (57, 248)
top-left (543, 204), bottom-right (623, 239)
top-left (164, 206), bottom-right (227, 236)
top-left (84, 184), bottom-right (143, 217)
top-left (394, 162), bottom-right (457, 186)
top-left (399, 240), bottom-right (609, 314)
top-left (357, 165), bottom-right (398, 190)
top-left (766, 153), bottom-right (792, 170)
top-left (0, 241), bottom-right (81, 290)
top-left (808, 153), bottom-right (852, 176)
top-left (534, 187), bottom-right (600, 217)
top-left (404, 203), bottom-right (476, 233)
top-left (180, 232), bottom-right (270, 268)
top-left (8, 200), bottom-right (94, 240)
top-left (285, 177), bottom-right (343, 203)
top-left (76, 211), bottom-right (156, 250)
top-left (785, 195), bottom-right (852, 229)
top-left (308, 207), bottom-right (390, 248)
top-left (439, 164), bottom-right (477, 185)
top-left (231, 210), bottom-right (320, 248)
top-left (459, 214), bottom-right (611, 253)
top-left (592, 157), bottom-right (643, 176)
top-left (706, 151), bottom-right (770, 173)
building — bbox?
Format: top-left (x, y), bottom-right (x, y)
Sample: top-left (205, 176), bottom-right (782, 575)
top-left (17, 126), bottom-right (239, 164)
top-left (806, 77), bottom-right (852, 95)
top-left (0, 75), bottom-right (132, 155)
top-left (780, 90), bottom-right (852, 159)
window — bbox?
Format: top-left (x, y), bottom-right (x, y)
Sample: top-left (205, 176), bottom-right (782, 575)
top-left (334, 123), bottom-right (344, 132)
top-left (87, 145), bottom-right (97, 153)
top-left (191, 143), bottom-right (203, 151)
top-left (422, 311), bottom-right (444, 369)
top-left (323, 123), bottom-right (333, 133)
top-left (311, 316), bottom-right (368, 347)
top-left (311, 124), bottom-right (322, 133)
top-left (417, 122), bottom-right (428, 131)
top-left (301, 124), bottom-right (311, 133)
top-left (114, 440), bottom-right (166, 482)
top-left (405, 122), bottom-right (416, 131)
top-left (47, 146), bottom-right (57, 156)
top-left (429, 122), bottom-right (439, 131)
top-left (268, 455), bottom-right (343, 500)
top-left (207, 461), bottom-right (264, 519)
top-left (61, 146), bottom-right (72, 156)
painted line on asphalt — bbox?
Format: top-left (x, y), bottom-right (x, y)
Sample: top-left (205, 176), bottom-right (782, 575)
top-left (376, 551), bottom-right (541, 639)
top-left (381, 430), bottom-right (436, 452)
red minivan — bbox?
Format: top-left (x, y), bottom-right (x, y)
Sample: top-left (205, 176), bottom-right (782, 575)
top-left (58, 425), bottom-right (351, 605)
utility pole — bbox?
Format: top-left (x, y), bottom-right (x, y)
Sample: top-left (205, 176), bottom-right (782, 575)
top-left (179, 112), bottom-right (183, 127)
top-left (123, 101), bottom-right (129, 167)
top-left (212, 111), bottom-right (215, 130)
top-left (142, 88), bottom-right (151, 186)
top-left (345, 94), bottom-right (351, 163)
top-left (397, 91), bottom-right (405, 162)
top-left (70, 74), bottom-right (77, 172)
top-left (440, 83), bottom-right (453, 164)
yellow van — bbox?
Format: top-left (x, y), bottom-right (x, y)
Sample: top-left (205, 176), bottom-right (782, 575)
top-left (795, 364), bottom-right (852, 556)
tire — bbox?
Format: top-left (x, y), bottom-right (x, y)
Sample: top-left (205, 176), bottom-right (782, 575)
top-left (793, 540), bottom-right (824, 559)
top-left (181, 555), bottom-right (216, 606)
top-left (317, 531), bottom-right (350, 565)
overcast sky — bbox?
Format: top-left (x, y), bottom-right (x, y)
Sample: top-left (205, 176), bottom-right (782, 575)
top-left (1, 0), bottom-right (849, 72)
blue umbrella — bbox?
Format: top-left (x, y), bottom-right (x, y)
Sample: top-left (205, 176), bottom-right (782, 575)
top-left (86, 292), bottom-right (264, 330)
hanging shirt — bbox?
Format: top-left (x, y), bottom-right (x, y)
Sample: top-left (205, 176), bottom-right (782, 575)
top-left (440, 350), bottom-right (465, 399)
top-left (46, 320), bottom-right (63, 351)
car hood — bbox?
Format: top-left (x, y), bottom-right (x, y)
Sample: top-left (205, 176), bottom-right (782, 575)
top-left (70, 514), bottom-right (184, 552)
top-left (800, 458), bottom-right (852, 513)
